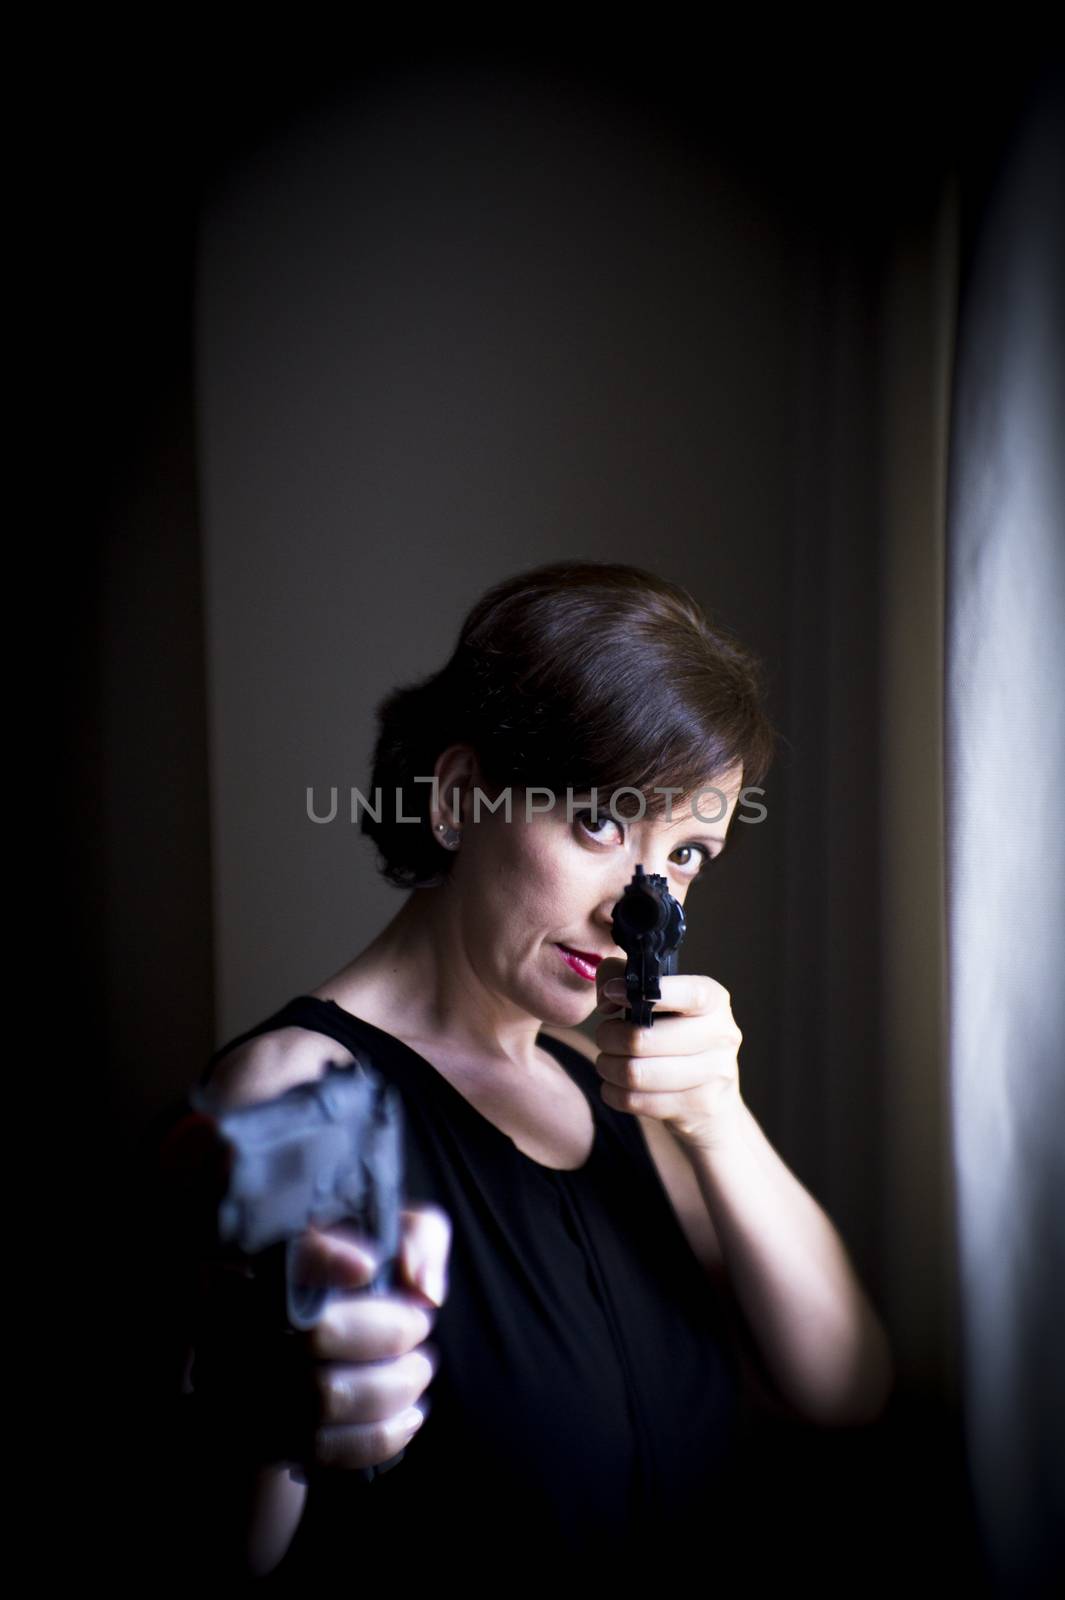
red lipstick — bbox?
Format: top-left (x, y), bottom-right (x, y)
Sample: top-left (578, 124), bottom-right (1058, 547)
top-left (555, 944), bottom-right (602, 982)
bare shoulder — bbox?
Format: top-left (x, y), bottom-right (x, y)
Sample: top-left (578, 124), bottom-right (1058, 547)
top-left (540, 1025), bottom-right (724, 1276)
top-left (198, 1023), bottom-right (357, 1113)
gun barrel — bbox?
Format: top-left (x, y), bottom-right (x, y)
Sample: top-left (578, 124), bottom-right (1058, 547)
top-left (610, 864), bottom-right (686, 1027)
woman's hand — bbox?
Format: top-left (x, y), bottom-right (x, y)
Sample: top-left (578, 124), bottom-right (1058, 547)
top-left (191, 1204), bottom-right (451, 1476)
top-left (593, 957), bottom-right (745, 1153)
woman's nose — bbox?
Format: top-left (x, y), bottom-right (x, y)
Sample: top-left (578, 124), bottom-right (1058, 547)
top-left (596, 877), bottom-right (647, 941)
top-left (600, 853), bottom-right (679, 924)
top-left (593, 891), bottom-right (626, 942)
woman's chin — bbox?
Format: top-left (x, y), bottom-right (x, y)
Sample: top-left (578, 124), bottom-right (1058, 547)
top-left (533, 985), bottom-right (598, 1029)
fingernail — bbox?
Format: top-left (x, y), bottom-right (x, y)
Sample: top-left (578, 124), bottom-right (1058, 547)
top-left (354, 1246), bottom-right (378, 1278)
top-left (417, 1261), bottom-right (447, 1306)
top-left (400, 1405), bottom-right (425, 1434)
top-left (603, 979), bottom-right (625, 999)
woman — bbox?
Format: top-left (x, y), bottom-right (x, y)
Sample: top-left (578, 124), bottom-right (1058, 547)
top-left (179, 560), bottom-right (894, 1584)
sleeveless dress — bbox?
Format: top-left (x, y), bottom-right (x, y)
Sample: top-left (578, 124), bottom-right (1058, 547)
top-left (197, 995), bottom-right (742, 1584)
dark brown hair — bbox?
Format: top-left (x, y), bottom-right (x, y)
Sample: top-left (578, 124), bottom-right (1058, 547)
top-left (361, 560), bottom-right (778, 888)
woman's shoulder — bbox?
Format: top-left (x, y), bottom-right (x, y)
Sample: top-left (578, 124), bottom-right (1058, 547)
top-left (199, 1015), bottom-right (358, 1114)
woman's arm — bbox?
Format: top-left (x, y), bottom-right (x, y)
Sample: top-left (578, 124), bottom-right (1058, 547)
top-left (191, 1455), bottom-right (307, 1578)
top-left (683, 1100), bottom-right (895, 1426)
top-left (240, 1463), bottom-right (308, 1577)
top-left (165, 1031), bottom-right (330, 1577)
top-left (589, 966), bottom-right (896, 1429)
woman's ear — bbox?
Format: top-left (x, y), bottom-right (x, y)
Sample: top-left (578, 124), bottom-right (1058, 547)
top-left (432, 743), bottom-right (481, 827)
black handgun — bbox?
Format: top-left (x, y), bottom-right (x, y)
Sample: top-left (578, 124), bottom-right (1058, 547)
top-left (610, 864), bottom-right (686, 1027)
top-left (161, 1051), bottom-right (406, 1483)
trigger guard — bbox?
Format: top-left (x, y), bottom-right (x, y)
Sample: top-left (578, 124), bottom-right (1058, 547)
top-left (285, 1235), bottom-right (331, 1330)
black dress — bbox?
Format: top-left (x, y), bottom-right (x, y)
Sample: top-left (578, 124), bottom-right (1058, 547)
top-left (197, 995), bottom-right (742, 1585)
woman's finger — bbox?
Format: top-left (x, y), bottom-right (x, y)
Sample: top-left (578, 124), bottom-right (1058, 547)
top-left (310, 1290), bottom-right (436, 1362)
top-left (596, 1008), bottom-right (741, 1059)
top-left (595, 1052), bottom-right (731, 1094)
top-left (315, 1342), bottom-right (440, 1426)
top-left (594, 957), bottom-right (627, 1011)
top-left (313, 1403), bottom-right (429, 1472)
top-left (652, 973), bottom-right (732, 1017)
top-left (396, 1203), bottom-right (452, 1308)
top-left (595, 970), bottom-right (730, 1023)
top-left (292, 1204), bottom-right (453, 1306)
top-left (289, 1221), bottom-right (381, 1294)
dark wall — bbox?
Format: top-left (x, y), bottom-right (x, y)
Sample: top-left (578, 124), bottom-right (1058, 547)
top-left (59, 33), bottom-right (1049, 1589)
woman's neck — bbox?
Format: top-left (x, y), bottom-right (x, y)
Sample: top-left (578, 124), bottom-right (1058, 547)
top-left (314, 888), bottom-right (548, 1074)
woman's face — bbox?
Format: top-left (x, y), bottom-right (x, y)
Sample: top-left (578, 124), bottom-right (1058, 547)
top-left (443, 761), bottom-right (745, 1029)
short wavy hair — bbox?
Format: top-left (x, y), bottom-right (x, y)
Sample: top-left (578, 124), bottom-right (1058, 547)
top-left (361, 560), bottom-right (778, 888)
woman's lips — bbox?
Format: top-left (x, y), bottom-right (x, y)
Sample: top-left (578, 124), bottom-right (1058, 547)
top-left (555, 944), bottom-right (602, 982)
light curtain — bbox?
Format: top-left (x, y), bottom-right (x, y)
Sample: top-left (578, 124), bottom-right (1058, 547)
top-left (944, 72), bottom-right (1065, 1595)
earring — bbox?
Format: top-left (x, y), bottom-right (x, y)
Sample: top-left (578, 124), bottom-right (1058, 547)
top-left (435, 821), bottom-right (461, 850)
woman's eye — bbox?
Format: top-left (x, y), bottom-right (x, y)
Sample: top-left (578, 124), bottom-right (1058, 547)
top-left (575, 810), bottom-right (624, 845)
top-left (670, 844), bottom-right (712, 877)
